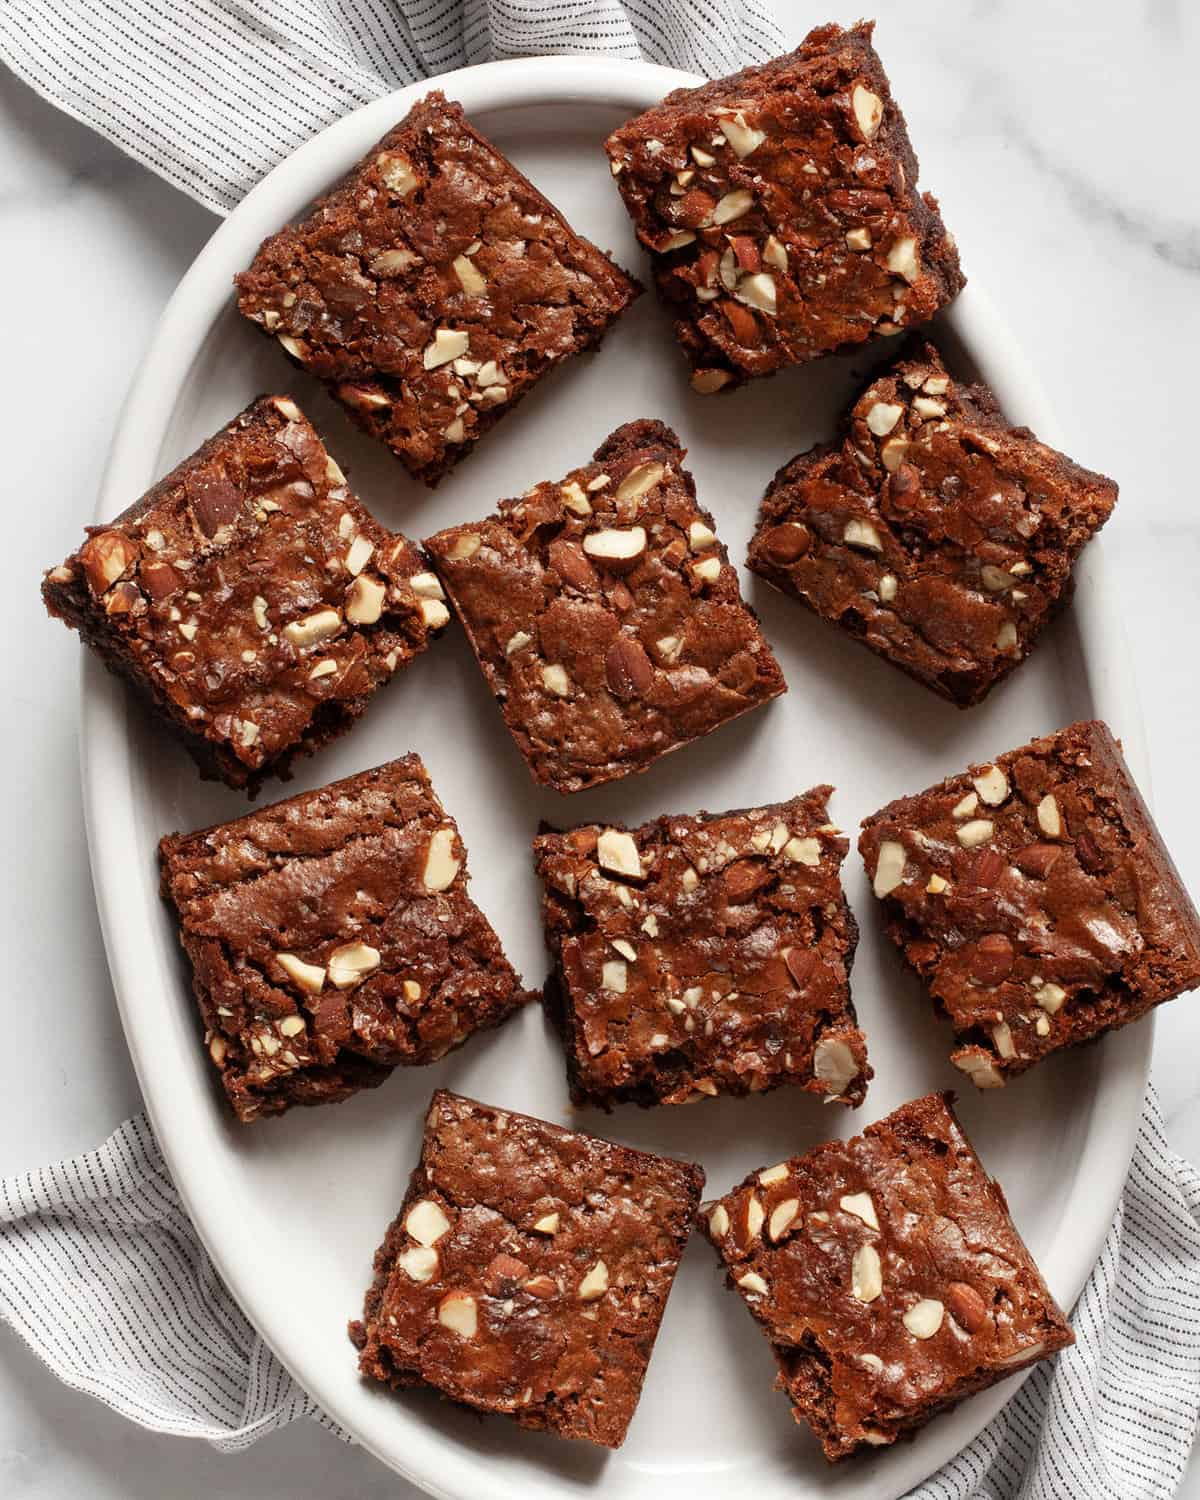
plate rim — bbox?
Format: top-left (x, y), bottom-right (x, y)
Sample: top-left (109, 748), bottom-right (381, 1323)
top-left (78, 53), bottom-right (1152, 1500)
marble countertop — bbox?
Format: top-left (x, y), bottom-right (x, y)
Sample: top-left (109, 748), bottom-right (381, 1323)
top-left (2, 2), bottom-right (1198, 1495)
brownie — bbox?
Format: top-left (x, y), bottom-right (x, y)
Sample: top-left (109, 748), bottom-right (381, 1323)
top-left (43, 396), bottom-right (445, 791)
top-left (533, 788), bottom-right (869, 1109)
top-left (424, 420), bottom-right (786, 794)
top-left (236, 92), bottom-right (640, 487)
top-left (859, 721), bottom-right (1200, 1088)
top-left (603, 22), bottom-right (963, 392)
top-left (701, 1091), bottom-right (1073, 1460)
top-left (158, 758), bottom-right (532, 1122)
top-left (748, 341), bottom-right (1118, 707)
top-left (349, 1088), bottom-right (704, 1447)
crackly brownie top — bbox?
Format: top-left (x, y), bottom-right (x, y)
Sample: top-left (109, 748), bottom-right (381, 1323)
top-left (702, 1091), bottom-right (1071, 1458)
top-left (749, 343), bottom-right (1118, 705)
top-left (533, 788), bottom-right (868, 1106)
top-left (859, 720), bottom-right (1200, 1087)
top-left (424, 420), bottom-right (785, 793)
top-left (44, 397), bottom-right (442, 779)
top-left (360, 1089), bottom-right (704, 1447)
top-left (236, 92), bottom-right (639, 481)
top-left (159, 757), bottom-right (529, 1077)
top-left (604, 21), bottom-right (963, 386)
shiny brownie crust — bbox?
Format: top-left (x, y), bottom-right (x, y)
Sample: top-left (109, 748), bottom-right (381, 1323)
top-left (859, 720), bottom-right (1200, 1086)
top-left (159, 758), bottom-right (532, 1121)
top-left (701, 1091), bottom-right (1073, 1459)
top-left (748, 342), bottom-right (1117, 706)
top-left (350, 1088), bottom-right (703, 1447)
top-left (534, 787), bottom-right (869, 1109)
top-left (43, 396), bottom-right (443, 791)
top-left (424, 419), bottom-right (786, 794)
top-left (237, 92), bottom-right (640, 485)
top-left (605, 23), bottom-right (963, 390)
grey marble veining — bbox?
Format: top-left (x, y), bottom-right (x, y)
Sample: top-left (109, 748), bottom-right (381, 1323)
top-left (0, 1), bottom-right (1198, 1494)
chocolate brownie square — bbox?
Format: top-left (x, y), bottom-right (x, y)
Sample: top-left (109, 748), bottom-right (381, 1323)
top-left (43, 396), bottom-right (446, 791)
top-left (534, 788), bottom-right (869, 1108)
top-left (424, 419), bottom-right (786, 794)
top-left (350, 1088), bottom-right (704, 1447)
top-left (159, 759), bottom-right (532, 1122)
top-left (236, 92), bottom-right (640, 486)
top-left (701, 1091), bottom-right (1073, 1460)
top-left (748, 341), bottom-right (1118, 706)
top-left (859, 721), bottom-right (1200, 1088)
top-left (604, 23), bottom-right (963, 391)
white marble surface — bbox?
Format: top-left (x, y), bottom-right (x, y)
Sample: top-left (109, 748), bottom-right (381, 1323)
top-left (1, 1), bottom-right (1198, 1494)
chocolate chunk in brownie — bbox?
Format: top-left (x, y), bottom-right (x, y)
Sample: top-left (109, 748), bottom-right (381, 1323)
top-left (349, 1088), bottom-right (704, 1447)
top-left (534, 787), bottom-right (869, 1108)
top-left (604, 22), bottom-right (963, 392)
top-left (748, 341), bottom-right (1118, 707)
top-left (236, 92), bottom-right (640, 487)
top-left (859, 721), bottom-right (1200, 1088)
top-left (158, 759), bottom-right (533, 1122)
top-left (424, 419), bottom-right (786, 794)
top-left (701, 1091), bottom-right (1073, 1460)
top-left (43, 396), bottom-right (445, 792)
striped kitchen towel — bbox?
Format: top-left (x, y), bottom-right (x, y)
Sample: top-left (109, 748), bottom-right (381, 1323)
top-left (1, 1091), bottom-right (1198, 1496)
top-left (0, 0), bottom-right (785, 216)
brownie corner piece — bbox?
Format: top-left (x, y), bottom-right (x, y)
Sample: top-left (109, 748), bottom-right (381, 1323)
top-left (859, 719), bottom-right (1200, 1088)
top-left (424, 419), bottom-right (786, 794)
top-left (603, 21), bottom-right (963, 390)
top-left (235, 91), bottom-right (640, 486)
top-left (701, 1091), bottom-right (1073, 1459)
top-left (533, 787), bottom-right (869, 1108)
top-left (351, 1088), bottom-right (703, 1447)
top-left (158, 758), bottom-right (531, 1122)
top-left (43, 395), bottom-right (445, 791)
top-left (748, 341), bottom-right (1118, 706)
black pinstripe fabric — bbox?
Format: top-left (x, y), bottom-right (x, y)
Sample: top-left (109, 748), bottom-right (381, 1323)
top-left (0, 1116), bottom-right (334, 1447)
top-left (0, 0), bottom-right (785, 214)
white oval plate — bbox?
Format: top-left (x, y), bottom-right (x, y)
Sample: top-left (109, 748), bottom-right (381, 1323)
top-left (81, 56), bottom-right (1150, 1500)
